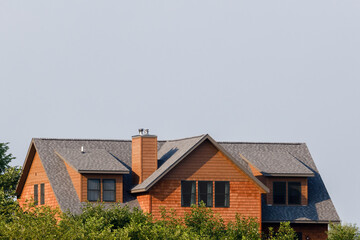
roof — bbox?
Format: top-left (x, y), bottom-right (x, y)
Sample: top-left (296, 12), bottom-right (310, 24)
top-left (15, 135), bottom-right (339, 223)
top-left (132, 134), bottom-right (269, 193)
top-left (219, 141), bottom-right (340, 223)
top-left (55, 148), bottom-right (129, 174)
top-left (238, 150), bottom-right (314, 177)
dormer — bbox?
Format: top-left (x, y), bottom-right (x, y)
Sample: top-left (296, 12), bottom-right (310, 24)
top-left (240, 149), bottom-right (315, 206)
top-left (55, 147), bottom-right (129, 203)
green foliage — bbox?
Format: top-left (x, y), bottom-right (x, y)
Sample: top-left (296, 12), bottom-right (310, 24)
top-left (0, 197), bottom-right (304, 239)
top-left (184, 202), bottom-right (226, 239)
top-left (226, 214), bottom-right (261, 240)
top-left (267, 222), bottom-right (297, 240)
top-left (0, 142), bottom-right (21, 217)
top-left (0, 142), bottom-right (15, 174)
top-left (328, 222), bottom-right (360, 240)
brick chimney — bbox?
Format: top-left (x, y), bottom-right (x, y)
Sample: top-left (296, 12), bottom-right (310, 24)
top-left (132, 129), bottom-right (158, 185)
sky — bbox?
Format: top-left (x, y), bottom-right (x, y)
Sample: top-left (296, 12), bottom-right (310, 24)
top-left (1, 0), bottom-right (359, 226)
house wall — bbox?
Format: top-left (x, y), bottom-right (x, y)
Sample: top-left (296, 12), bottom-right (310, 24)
top-left (63, 161), bottom-right (81, 200)
top-left (143, 140), bottom-right (263, 224)
top-left (262, 223), bottom-right (328, 240)
top-left (265, 177), bottom-right (308, 205)
top-left (81, 174), bottom-right (123, 203)
top-left (18, 152), bottom-right (59, 208)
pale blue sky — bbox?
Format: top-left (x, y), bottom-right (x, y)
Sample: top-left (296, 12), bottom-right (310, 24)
top-left (1, 0), bottom-right (359, 226)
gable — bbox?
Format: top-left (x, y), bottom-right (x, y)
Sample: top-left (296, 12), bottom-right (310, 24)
top-left (132, 135), bottom-right (269, 193)
top-left (163, 139), bottom-right (255, 183)
top-left (17, 149), bottom-right (58, 208)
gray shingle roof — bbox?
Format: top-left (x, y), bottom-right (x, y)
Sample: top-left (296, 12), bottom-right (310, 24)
top-left (16, 135), bottom-right (339, 223)
top-left (219, 142), bottom-right (340, 223)
top-left (238, 150), bottom-right (314, 177)
top-left (31, 138), bottom-right (138, 213)
top-left (55, 148), bottom-right (129, 174)
top-left (132, 135), bottom-right (206, 192)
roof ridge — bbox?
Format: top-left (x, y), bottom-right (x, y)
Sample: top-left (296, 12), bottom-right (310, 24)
top-left (219, 141), bottom-right (304, 145)
top-left (34, 138), bottom-right (132, 142)
top-left (161, 134), bottom-right (206, 143)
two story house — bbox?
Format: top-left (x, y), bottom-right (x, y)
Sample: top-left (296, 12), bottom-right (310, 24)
top-left (15, 130), bottom-right (339, 239)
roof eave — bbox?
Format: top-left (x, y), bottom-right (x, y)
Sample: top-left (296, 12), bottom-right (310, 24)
top-left (79, 170), bottom-right (129, 174)
top-left (15, 139), bottom-right (37, 197)
top-left (263, 220), bottom-right (340, 224)
top-left (262, 172), bottom-right (315, 177)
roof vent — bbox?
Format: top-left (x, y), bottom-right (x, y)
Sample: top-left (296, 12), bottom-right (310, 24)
top-left (138, 128), bottom-right (150, 136)
top-left (81, 146), bottom-right (84, 153)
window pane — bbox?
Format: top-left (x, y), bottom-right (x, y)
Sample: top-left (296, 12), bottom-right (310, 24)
top-left (103, 179), bottom-right (116, 202)
top-left (215, 181), bottom-right (229, 207)
top-left (181, 181), bottom-right (196, 207)
top-left (198, 181), bottom-right (212, 207)
top-left (288, 182), bottom-right (301, 205)
top-left (273, 182), bottom-right (286, 204)
top-left (103, 179), bottom-right (115, 191)
top-left (88, 179), bottom-right (100, 190)
top-left (296, 232), bottom-right (302, 240)
top-left (40, 183), bottom-right (45, 205)
top-left (88, 190), bottom-right (100, 201)
top-left (103, 191), bottom-right (115, 202)
top-left (88, 179), bottom-right (100, 201)
top-left (34, 184), bottom-right (38, 205)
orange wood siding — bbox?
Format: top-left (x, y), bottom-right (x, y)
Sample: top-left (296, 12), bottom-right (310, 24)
top-left (132, 136), bottom-right (157, 184)
top-left (81, 174), bottom-right (123, 203)
top-left (63, 161), bottom-right (81, 200)
top-left (266, 177), bottom-right (308, 205)
top-left (137, 192), bottom-right (152, 213)
top-left (263, 223), bottom-right (328, 240)
top-left (147, 140), bottom-right (263, 224)
top-left (18, 152), bottom-right (59, 209)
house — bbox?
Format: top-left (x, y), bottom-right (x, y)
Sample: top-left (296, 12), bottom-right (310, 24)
top-left (16, 130), bottom-right (339, 239)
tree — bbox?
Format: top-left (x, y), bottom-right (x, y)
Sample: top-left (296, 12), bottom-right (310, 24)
top-left (328, 222), bottom-right (360, 240)
top-left (0, 142), bottom-right (21, 215)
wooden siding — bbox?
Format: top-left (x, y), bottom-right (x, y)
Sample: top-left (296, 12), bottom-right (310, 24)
top-left (81, 174), bottom-right (123, 203)
top-left (263, 223), bottom-right (328, 240)
top-left (266, 177), bottom-right (308, 205)
top-left (63, 160), bottom-right (81, 200)
top-left (146, 140), bottom-right (263, 224)
top-left (132, 136), bottom-right (157, 184)
top-left (18, 152), bottom-right (59, 209)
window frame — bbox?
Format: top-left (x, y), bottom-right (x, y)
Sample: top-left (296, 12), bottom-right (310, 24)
top-left (87, 179), bottom-right (101, 202)
top-left (181, 180), bottom-right (196, 207)
top-left (214, 181), bottom-right (230, 208)
top-left (272, 181), bottom-right (302, 205)
top-left (198, 181), bottom-right (213, 207)
top-left (102, 179), bottom-right (116, 202)
top-left (34, 184), bottom-right (38, 205)
top-left (40, 183), bottom-right (45, 205)
top-left (273, 181), bottom-right (286, 205)
top-left (288, 182), bottom-right (301, 205)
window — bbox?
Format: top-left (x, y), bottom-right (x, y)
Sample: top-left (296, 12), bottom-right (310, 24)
top-left (40, 183), bottom-right (45, 205)
top-left (103, 179), bottom-right (116, 202)
top-left (215, 181), bottom-right (229, 207)
top-left (181, 181), bottom-right (196, 207)
top-left (34, 184), bottom-right (38, 205)
top-left (288, 182), bottom-right (301, 205)
top-left (273, 182), bottom-right (286, 204)
top-left (273, 181), bottom-right (302, 205)
top-left (295, 232), bottom-right (302, 240)
top-left (87, 179), bottom-right (101, 201)
top-left (198, 181), bottom-right (213, 207)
